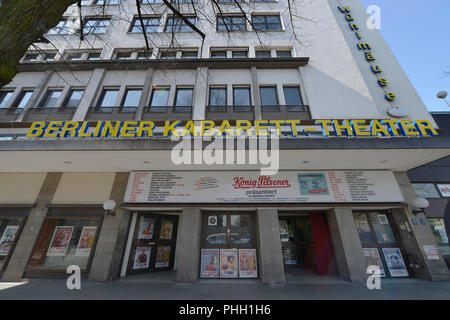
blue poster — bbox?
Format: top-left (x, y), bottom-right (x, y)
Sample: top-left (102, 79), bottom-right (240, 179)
top-left (297, 173), bottom-right (329, 195)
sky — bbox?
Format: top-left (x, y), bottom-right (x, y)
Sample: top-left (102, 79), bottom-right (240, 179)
top-left (360, 0), bottom-right (450, 112)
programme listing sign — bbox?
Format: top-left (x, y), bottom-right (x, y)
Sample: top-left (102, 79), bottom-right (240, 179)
top-left (124, 170), bottom-right (404, 204)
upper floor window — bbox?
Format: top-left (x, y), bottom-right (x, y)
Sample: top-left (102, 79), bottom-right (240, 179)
top-left (211, 50), bottom-right (227, 59)
top-left (130, 17), bottom-right (160, 33)
top-left (260, 86), bottom-right (278, 106)
top-left (209, 87), bottom-right (227, 106)
top-left (255, 50), bottom-right (271, 58)
top-left (233, 87), bottom-right (251, 106)
top-left (43, 52), bottom-right (57, 61)
top-left (140, 0), bottom-right (163, 3)
top-left (97, 88), bottom-right (119, 107)
top-left (160, 51), bottom-right (177, 59)
top-left (164, 16), bottom-right (196, 32)
top-left (0, 91), bottom-right (14, 108)
top-left (40, 89), bottom-right (63, 108)
top-left (47, 19), bottom-right (74, 35)
top-left (24, 53), bottom-right (39, 62)
top-left (83, 18), bottom-right (110, 35)
top-left (67, 52), bottom-right (83, 60)
top-left (283, 86), bottom-right (303, 106)
top-left (175, 88), bottom-right (194, 106)
top-left (94, 0), bottom-right (119, 4)
top-left (88, 52), bottom-right (102, 60)
top-left (63, 89), bottom-right (85, 108)
top-left (217, 15), bottom-right (246, 32)
top-left (276, 50), bottom-right (292, 58)
top-left (13, 90), bottom-right (34, 108)
top-left (182, 50), bottom-right (198, 59)
top-left (122, 89), bottom-right (142, 107)
top-left (150, 87), bottom-right (170, 107)
top-left (116, 52), bottom-right (133, 60)
top-left (251, 15), bottom-right (282, 31)
top-left (137, 51), bottom-right (153, 59)
top-left (232, 51), bottom-right (248, 58)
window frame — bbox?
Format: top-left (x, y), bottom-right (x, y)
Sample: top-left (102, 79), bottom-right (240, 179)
top-left (251, 14), bottom-right (282, 31)
top-left (164, 16), bottom-right (196, 33)
top-left (129, 16), bottom-right (161, 33)
top-left (39, 89), bottom-right (64, 108)
top-left (216, 15), bottom-right (247, 32)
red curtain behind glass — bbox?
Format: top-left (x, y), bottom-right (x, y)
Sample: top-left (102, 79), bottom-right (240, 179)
top-left (310, 213), bottom-right (336, 276)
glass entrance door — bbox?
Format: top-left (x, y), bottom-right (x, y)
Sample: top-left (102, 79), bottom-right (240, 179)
top-left (126, 213), bottom-right (178, 275)
top-left (354, 211), bottom-right (410, 278)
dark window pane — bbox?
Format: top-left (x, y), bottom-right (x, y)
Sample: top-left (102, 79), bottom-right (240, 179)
top-left (88, 53), bottom-right (101, 60)
top-left (165, 17), bottom-right (195, 32)
top-left (182, 51), bottom-right (198, 59)
top-left (232, 51), bottom-right (247, 58)
top-left (131, 17), bottom-right (160, 32)
top-left (283, 86), bottom-right (303, 105)
top-left (370, 213), bottom-right (397, 244)
top-left (150, 88), bottom-right (169, 106)
top-left (0, 91), bottom-right (14, 108)
top-left (40, 90), bottom-right (63, 108)
top-left (14, 91), bottom-right (33, 108)
top-left (175, 88), bottom-right (193, 106)
top-left (98, 89), bottom-right (119, 107)
top-left (211, 51), bottom-right (226, 59)
top-left (209, 88), bottom-right (227, 106)
top-left (354, 213), bottom-right (375, 242)
top-left (260, 87), bottom-right (278, 106)
top-left (233, 87), bottom-right (251, 106)
top-left (255, 51), bottom-right (271, 58)
top-left (252, 15), bottom-right (281, 31)
top-left (276, 50), bottom-right (291, 58)
top-left (122, 89), bottom-right (142, 106)
top-left (64, 90), bottom-right (84, 108)
top-left (217, 16), bottom-right (246, 31)
top-left (160, 51), bottom-right (177, 59)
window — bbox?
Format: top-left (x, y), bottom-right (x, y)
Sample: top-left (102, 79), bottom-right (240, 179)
top-left (249, 0), bottom-right (276, 2)
top-left (164, 16), bottom-right (196, 32)
top-left (40, 89), bottom-right (63, 108)
top-left (0, 218), bottom-right (24, 270)
top-left (67, 52), bottom-right (83, 60)
top-left (47, 19), bottom-right (73, 35)
top-left (175, 88), bottom-right (193, 106)
top-left (137, 51), bottom-right (152, 59)
top-left (63, 89), bottom-right (84, 108)
top-left (428, 218), bottom-right (450, 256)
top-left (81, 0), bottom-right (90, 4)
top-left (88, 52), bottom-right (101, 60)
top-left (122, 89), bottom-right (142, 107)
top-left (209, 87), bottom-right (227, 106)
top-left (13, 90), bottom-right (34, 108)
top-left (251, 15), bottom-right (282, 31)
top-left (255, 50), bottom-right (271, 58)
top-left (412, 184), bottom-right (441, 199)
top-left (276, 50), bottom-right (291, 58)
top-left (24, 53), bottom-right (39, 62)
top-left (217, 15), bottom-right (246, 32)
top-left (44, 52), bottom-right (57, 61)
top-left (94, 0), bottom-right (119, 4)
top-left (130, 17), bottom-right (160, 33)
top-left (182, 51), bottom-right (198, 59)
top-left (233, 87), bottom-right (251, 106)
top-left (150, 87), bottom-right (170, 107)
top-left (116, 52), bottom-right (133, 60)
top-left (211, 50), bottom-right (227, 59)
top-left (283, 86), bottom-right (303, 106)
top-left (0, 91), bottom-right (14, 108)
top-left (140, 0), bottom-right (163, 3)
top-left (232, 51), bottom-right (247, 58)
top-left (83, 18), bottom-right (110, 34)
top-left (97, 89), bottom-right (119, 107)
top-left (160, 51), bottom-right (177, 59)
top-left (260, 86), bottom-right (278, 106)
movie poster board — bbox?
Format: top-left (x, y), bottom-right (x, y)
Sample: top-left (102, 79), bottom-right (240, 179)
top-left (75, 226), bottom-right (97, 256)
top-left (155, 246), bottom-right (171, 268)
top-left (362, 248), bottom-right (385, 277)
top-left (133, 246), bottom-right (152, 269)
top-left (47, 226), bottom-right (74, 256)
top-left (200, 249), bottom-right (220, 278)
top-left (160, 220), bottom-right (174, 240)
top-left (220, 248), bottom-right (238, 278)
top-left (0, 226), bottom-right (19, 256)
top-left (382, 248), bottom-right (409, 277)
top-left (138, 217), bottom-right (155, 240)
top-left (239, 249), bottom-right (258, 278)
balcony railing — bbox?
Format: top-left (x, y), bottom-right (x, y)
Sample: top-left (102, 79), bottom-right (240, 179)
top-left (141, 106), bottom-right (192, 121)
top-left (86, 106), bottom-right (138, 121)
top-left (0, 108), bottom-right (22, 122)
top-left (22, 107), bottom-right (76, 122)
top-left (261, 105), bottom-right (311, 120)
top-left (205, 105), bottom-right (255, 121)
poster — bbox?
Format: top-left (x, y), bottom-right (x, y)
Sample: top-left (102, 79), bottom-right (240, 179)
top-left (160, 220), bottom-right (173, 240)
top-left (362, 248), bottom-right (385, 277)
top-left (382, 248), bottom-right (409, 277)
top-left (75, 226), bottom-right (97, 256)
top-left (239, 249), bottom-right (258, 278)
top-left (297, 173), bottom-right (329, 195)
top-left (200, 249), bottom-right (219, 278)
top-left (138, 217), bottom-right (155, 240)
top-left (437, 184), bottom-right (450, 197)
top-left (155, 246), bottom-right (171, 268)
top-left (220, 248), bottom-right (238, 278)
top-left (0, 226), bottom-right (19, 256)
top-left (423, 245), bottom-right (440, 260)
top-left (47, 226), bottom-right (74, 256)
top-left (133, 246), bottom-right (151, 269)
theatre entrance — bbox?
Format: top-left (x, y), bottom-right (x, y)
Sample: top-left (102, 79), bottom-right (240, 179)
top-left (125, 213), bottom-right (178, 276)
top-left (279, 213), bottom-right (337, 276)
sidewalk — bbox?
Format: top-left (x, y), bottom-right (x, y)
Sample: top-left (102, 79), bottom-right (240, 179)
top-left (1, 277), bottom-right (450, 300)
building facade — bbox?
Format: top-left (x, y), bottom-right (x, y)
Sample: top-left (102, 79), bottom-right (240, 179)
top-left (0, 0), bottom-right (449, 284)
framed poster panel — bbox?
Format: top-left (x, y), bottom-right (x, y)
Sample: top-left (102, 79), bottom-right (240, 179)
top-left (46, 226), bottom-right (74, 257)
top-left (155, 246), bottom-right (171, 268)
top-left (160, 220), bottom-right (174, 240)
top-left (220, 248), bottom-right (238, 278)
top-left (200, 249), bottom-right (220, 278)
top-left (75, 226), bottom-right (97, 257)
top-left (362, 248), bottom-right (385, 277)
top-left (382, 248), bottom-right (409, 277)
top-left (0, 226), bottom-right (19, 256)
top-left (138, 217), bottom-right (155, 240)
top-left (239, 249), bottom-right (257, 278)
top-left (133, 246), bottom-right (152, 270)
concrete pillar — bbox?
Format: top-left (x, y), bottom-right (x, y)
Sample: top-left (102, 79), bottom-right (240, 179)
top-left (393, 172), bottom-right (450, 281)
top-left (16, 70), bottom-right (53, 122)
top-left (1, 172), bottom-right (62, 281)
top-left (175, 208), bottom-right (201, 282)
top-left (256, 208), bottom-right (285, 284)
top-left (88, 172), bottom-right (131, 281)
top-left (192, 67), bottom-right (208, 120)
top-left (250, 66), bottom-right (262, 120)
top-left (326, 208), bottom-right (367, 282)
top-left (72, 68), bottom-right (106, 121)
top-left (134, 68), bottom-right (154, 120)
